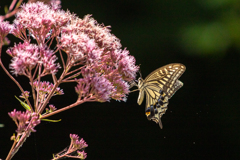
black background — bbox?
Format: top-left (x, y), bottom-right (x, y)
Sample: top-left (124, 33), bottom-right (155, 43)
top-left (1, 0), bottom-right (240, 160)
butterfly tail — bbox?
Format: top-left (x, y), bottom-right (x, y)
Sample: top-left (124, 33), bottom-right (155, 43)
top-left (145, 105), bottom-right (163, 129)
top-left (158, 118), bottom-right (163, 129)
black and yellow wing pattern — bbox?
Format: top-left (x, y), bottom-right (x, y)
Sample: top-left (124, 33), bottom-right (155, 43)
top-left (135, 63), bottom-right (186, 128)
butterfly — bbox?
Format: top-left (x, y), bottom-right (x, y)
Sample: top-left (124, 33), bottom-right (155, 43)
top-left (130, 63), bottom-right (186, 128)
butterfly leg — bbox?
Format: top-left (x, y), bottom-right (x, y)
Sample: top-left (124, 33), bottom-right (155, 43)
top-left (129, 89), bottom-right (139, 93)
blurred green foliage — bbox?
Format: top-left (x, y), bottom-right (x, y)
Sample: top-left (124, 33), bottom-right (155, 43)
top-left (180, 0), bottom-right (240, 56)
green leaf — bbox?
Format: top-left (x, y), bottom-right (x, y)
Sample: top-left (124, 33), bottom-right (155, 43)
top-left (16, 1), bottom-right (22, 8)
top-left (41, 119), bottom-right (61, 122)
top-left (15, 96), bottom-right (31, 111)
top-left (4, 5), bottom-right (8, 14)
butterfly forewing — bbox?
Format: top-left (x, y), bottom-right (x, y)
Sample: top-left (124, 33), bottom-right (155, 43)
top-left (145, 63), bottom-right (185, 99)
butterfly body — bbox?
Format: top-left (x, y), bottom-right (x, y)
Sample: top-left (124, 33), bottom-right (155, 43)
top-left (132, 63), bottom-right (186, 128)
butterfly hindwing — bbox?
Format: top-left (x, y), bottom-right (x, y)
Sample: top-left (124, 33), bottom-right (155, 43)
top-left (145, 90), bottom-right (169, 128)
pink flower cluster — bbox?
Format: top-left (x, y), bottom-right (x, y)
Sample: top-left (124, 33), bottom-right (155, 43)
top-left (19, 91), bottom-right (30, 99)
top-left (6, 2), bottom-right (138, 102)
top-left (75, 73), bottom-right (116, 102)
top-left (0, 21), bottom-right (12, 44)
top-left (45, 104), bottom-right (57, 113)
top-left (68, 18), bottom-right (139, 101)
top-left (53, 134), bottom-right (88, 159)
top-left (70, 134), bottom-right (88, 149)
top-left (69, 134), bottom-right (88, 159)
top-left (32, 81), bottom-right (63, 102)
top-left (12, 2), bottom-right (66, 42)
top-left (57, 6), bottom-right (138, 101)
top-left (7, 42), bottom-right (60, 75)
top-left (4, 2), bottom-right (139, 103)
top-left (8, 109), bottom-right (40, 133)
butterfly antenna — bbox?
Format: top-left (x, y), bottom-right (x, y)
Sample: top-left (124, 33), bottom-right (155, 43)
top-left (138, 70), bottom-right (142, 78)
top-left (137, 64), bottom-right (142, 78)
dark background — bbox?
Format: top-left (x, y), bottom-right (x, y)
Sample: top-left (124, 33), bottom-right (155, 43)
top-left (1, 0), bottom-right (240, 159)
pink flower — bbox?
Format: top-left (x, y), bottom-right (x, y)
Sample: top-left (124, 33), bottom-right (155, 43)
top-left (8, 109), bottom-right (40, 133)
top-left (39, 45), bottom-right (60, 74)
top-left (0, 21), bottom-right (12, 43)
top-left (2, 37), bottom-right (11, 46)
top-left (60, 32), bottom-right (90, 61)
top-left (45, 104), bottom-right (57, 113)
top-left (7, 42), bottom-right (39, 75)
top-left (7, 42), bottom-right (60, 75)
top-left (19, 91), bottom-right (30, 99)
top-left (49, 104), bottom-right (57, 112)
top-left (117, 49), bottom-right (139, 81)
top-left (13, 2), bottom-right (66, 43)
top-left (28, 112), bottom-right (41, 132)
top-left (54, 134), bottom-right (88, 160)
top-left (32, 81), bottom-right (64, 102)
top-left (111, 77), bottom-right (129, 101)
top-left (70, 134), bottom-right (79, 141)
top-left (92, 75), bottom-right (116, 102)
top-left (77, 150), bottom-right (87, 159)
top-left (75, 74), bottom-right (115, 102)
top-left (49, 0), bottom-right (62, 10)
top-left (70, 134), bottom-right (88, 150)
top-left (15, 2), bottom-right (52, 29)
